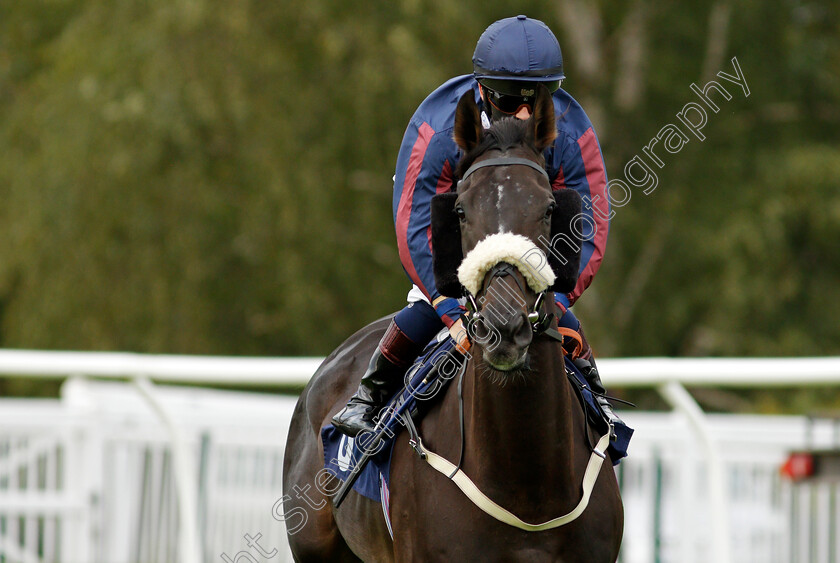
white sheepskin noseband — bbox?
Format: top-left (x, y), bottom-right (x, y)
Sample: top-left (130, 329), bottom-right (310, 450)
top-left (457, 233), bottom-right (555, 296)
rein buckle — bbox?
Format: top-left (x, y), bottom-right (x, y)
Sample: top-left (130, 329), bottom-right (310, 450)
top-left (409, 437), bottom-right (427, 460)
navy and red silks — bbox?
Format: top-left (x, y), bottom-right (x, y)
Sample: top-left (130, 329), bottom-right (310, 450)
top-left (393, 75), bottom-right (610, 321)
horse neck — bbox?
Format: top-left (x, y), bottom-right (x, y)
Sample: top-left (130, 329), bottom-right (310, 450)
top-left (462, 335), bottom-right (585, 502)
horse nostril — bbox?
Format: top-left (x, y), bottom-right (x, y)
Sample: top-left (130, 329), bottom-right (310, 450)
top-left (510, 313), bottom-right (533, 349)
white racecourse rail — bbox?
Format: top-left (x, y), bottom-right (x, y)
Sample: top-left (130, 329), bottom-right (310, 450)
top-left (0, 349), bottom-right (838, 563)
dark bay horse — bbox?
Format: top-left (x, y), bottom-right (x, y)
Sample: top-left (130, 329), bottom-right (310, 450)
top-left (282, 85), bottom-right (623, 562)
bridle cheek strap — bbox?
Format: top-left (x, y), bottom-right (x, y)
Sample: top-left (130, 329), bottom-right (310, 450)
top-left (417, 432), bottom-right (611, 531)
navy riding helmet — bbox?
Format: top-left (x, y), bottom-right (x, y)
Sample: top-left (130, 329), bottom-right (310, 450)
top-left (473, 15), bottom-right (564, 114)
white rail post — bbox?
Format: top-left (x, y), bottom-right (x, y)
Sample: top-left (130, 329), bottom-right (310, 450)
top-left (132, 376), bottom-right (203, 563)
top-left (658, 380), bottom-right (732, 563)
top-left (61, 375), bottom-right (96, 563)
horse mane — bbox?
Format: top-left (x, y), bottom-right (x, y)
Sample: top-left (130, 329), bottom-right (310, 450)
top-left (454, 117), bottom-right (546, 181)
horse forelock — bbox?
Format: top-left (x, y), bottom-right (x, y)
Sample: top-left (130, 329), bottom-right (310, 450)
top-left (454, 118), bottom-right (545, 182)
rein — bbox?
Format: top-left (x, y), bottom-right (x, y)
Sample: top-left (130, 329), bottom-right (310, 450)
top-left (404, 267), bottom-right (606, 532)
top-left (405, 154), bottom-right (608, 531)
top-left (412, 430), bottom-right (611, 532)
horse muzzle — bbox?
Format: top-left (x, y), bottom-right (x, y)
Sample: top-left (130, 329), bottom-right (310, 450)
top-left (466, 263), bottom-right (536, 372)
top-left (457, 234), bottom-right (554, 373)
top-left (479, 310), bottom-right (533, 371)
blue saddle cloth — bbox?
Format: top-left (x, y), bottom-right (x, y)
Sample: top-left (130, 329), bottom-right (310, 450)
top-left (321, 334), bottom-right (633, 505)
top-left (320, 427), bottom-right (395, 501)
top-left (321, 334), bottom-right (459, 502)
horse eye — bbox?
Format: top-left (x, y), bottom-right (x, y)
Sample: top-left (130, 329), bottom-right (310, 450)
top-left (455, 206), bottom-right (466, 222)
top-left (543, 202), bottom-right (556, 220)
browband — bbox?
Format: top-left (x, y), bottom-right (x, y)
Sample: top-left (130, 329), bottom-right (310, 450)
top-left (460, 157), bottom-right (549, 183)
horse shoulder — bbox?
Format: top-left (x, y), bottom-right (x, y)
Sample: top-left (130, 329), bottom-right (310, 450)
top-left (387, 377), bottom-right (465, 558)
top-left (284, 315), bottom-right (395, 562)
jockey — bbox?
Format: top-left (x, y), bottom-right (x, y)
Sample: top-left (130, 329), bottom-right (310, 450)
top-left (333, 15), bottom-right (623, 438)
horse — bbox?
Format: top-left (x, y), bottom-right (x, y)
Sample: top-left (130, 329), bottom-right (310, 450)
top-left (282, 85), bottom-right (624, 562)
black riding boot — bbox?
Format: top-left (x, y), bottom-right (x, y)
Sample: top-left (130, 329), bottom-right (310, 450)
top-left (573, 356), bottom-right (624, 440)
top-left (331, 321), bottom-right (421, 438)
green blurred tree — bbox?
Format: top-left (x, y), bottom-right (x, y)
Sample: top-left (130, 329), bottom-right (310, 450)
top-left (0, 0), bottom-right (837, 386)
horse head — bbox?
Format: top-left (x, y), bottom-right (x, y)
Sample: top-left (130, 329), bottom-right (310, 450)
top-left (432, 85), bottom-right (583, 372)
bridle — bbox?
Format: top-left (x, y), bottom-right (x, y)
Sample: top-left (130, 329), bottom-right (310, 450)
top-left (457, 155), bottom-right (575, 352)
top-left (463, 262), bottom-right (557, 348)
top-left (409, 258), bottom-right (608, 531)
top-left (400, 155), bottom-right (611, 531)
top-left (459, 156), bottom-right (549, 184)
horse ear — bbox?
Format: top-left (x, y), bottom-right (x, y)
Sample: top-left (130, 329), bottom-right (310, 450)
top-left (430, 192), bottom-right (465, 297)
top-left (532, 84), bottom-right (557, 152)
top-left (453, 90), bottom-right (482, 153)
top-left (545, 189), bottom-right (582, 293)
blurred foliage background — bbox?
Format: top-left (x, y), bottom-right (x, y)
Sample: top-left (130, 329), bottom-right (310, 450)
top-left (0, 0), bottom-right (839, 408)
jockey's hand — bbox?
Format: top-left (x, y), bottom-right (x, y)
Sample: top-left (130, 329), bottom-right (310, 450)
top-left (448, 316), bottom-right (470, 354)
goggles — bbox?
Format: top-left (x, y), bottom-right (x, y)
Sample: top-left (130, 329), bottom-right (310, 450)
top-left (479, 78), bottom-right (561, 116)
top-left (485, 86), bottom-right (536, 115)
